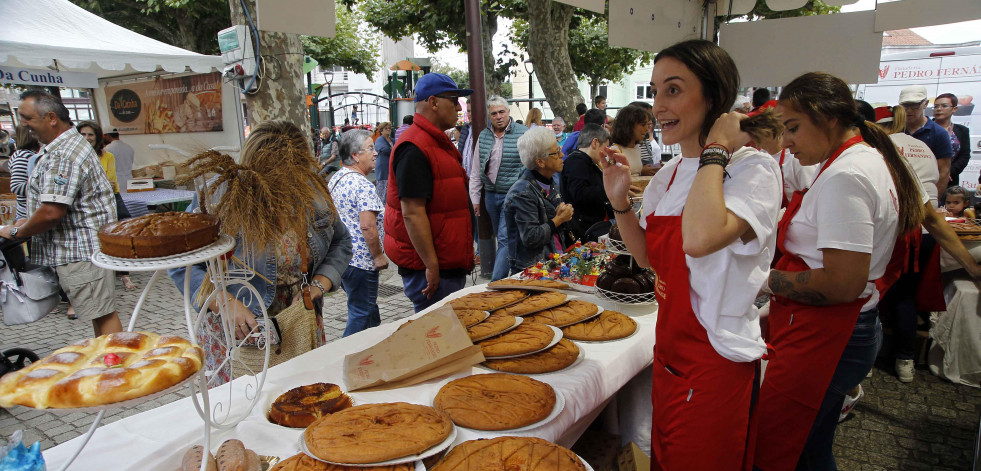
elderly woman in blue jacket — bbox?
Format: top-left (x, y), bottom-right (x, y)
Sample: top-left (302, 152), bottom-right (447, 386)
top-left (503, 126), bottom-right (574, 275)
top-left (169, 121), bottom-right (352, 382)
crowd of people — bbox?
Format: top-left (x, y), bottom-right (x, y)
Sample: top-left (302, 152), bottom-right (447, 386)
top-left (2, 35), bottom-right (978, 469)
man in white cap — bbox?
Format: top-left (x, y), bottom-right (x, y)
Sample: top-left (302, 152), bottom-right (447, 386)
top-left (899, 85), bottom-right (953, 198)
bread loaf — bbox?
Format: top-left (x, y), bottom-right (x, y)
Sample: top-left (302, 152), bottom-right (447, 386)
top-left (181, 445), bottom-right (217, 471)
top-left (216, 439), bottom-right (250, 471)
top-left (0, 331), bottom-right (203, 409)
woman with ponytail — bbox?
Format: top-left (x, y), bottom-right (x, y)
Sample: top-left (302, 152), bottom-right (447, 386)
top-left (602, 39), bottom-right (783, 470)
top-left (754, 72), bottom-right (925, 470)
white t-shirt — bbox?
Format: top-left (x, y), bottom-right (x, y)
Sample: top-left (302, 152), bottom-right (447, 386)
top-left (890, 133), bottom-right (938, 207)
top-left (775, 149), bottom-right (819, 203)
top-left (639, 147), bottom-right (782, 362)
top-left (781, 145), bottom-right (902, 312)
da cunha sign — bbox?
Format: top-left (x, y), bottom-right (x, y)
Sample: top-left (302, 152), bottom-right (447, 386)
top-left (0, 66), bottom-right (98, 89)
top-left (104, 72), bottom-right (223, 135)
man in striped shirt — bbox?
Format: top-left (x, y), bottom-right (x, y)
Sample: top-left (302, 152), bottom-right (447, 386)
top-left (2, 91), bottom-right (120, 336)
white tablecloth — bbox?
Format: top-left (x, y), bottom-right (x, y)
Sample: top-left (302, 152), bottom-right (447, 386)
top-left (929, 275), bottom-right (981, 388)
top-left (42, 285), bottom-right (657, 470)
top-left (939, 240), bottom-right (981, 272)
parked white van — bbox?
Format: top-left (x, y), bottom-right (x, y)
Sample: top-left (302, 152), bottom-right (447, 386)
top-left (856, 46), bottom-right (980, 188)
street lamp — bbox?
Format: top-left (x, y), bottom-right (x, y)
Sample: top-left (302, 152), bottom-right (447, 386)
top-left (524, 56), bottom-right (534, 102)
top-left (322, 69), bottom-right (335, 130)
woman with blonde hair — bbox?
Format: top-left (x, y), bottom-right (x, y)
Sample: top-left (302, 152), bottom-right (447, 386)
top-left (525, 107), bottom-right (543, 128)
top-left (169, 120), bottom-right (352, 383)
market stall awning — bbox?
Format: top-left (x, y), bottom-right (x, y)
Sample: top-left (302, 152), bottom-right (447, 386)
top-left (0, 0), bottom-right (222, 79)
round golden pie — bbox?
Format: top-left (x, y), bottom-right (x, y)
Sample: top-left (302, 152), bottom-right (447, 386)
top-left (0, 331), bottom-right (203, 409)
top-left (268, 383), bottom-right (352, 428)
top-left (561, 310), bottom-right (638, 341)
top-left (270, 453), bottom-right (414, 471)
top-left (488, 279), bottom-right (570, 290)
top-left (433, 373), bottom-right (556, 430)
top-left (524, 301), bottom-right (600, 327)
top-left (454, 309), bottom-right (489, 328)
top-left (449, 290), bottom-right (528, 311)
top-left (467, 312), bottom-right (518, 341)
top-left (430, 436), bottom-right (586, 471)
top-left (492, 292), bottom-right (568, 317)
top-left (304, 402), bottom-right (453, 464)
top-left (476, 322), bottom-right (556, 358)
top-left (483, 339), bottom-right (580, 374)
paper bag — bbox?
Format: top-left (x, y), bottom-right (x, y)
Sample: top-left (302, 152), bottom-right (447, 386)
top-left (344, 306), bottom-right (484, 391)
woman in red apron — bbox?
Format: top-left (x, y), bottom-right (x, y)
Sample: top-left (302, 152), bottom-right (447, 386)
top-left (601, 39), bottom-right (783, 470)
top-left (754, 72), bottom-right (926, 470)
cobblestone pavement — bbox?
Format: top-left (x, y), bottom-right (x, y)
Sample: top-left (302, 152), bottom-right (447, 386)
top-left (2, 271), bottom-right (979, 470)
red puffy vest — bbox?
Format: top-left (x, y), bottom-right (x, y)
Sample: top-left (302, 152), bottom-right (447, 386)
top-left (383, 113), bottom-right (474, 272)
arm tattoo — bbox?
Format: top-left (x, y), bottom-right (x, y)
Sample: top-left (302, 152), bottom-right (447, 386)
top-left (769, 270), bottom-right (832, 306)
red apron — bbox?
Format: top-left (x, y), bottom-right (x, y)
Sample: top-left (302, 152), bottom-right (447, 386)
top-left (755, 136), bottom-right (905, 470)
top-left (646, 165), bottom-right (757, 471)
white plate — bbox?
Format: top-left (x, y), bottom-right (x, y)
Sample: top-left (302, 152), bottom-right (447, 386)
top-left (579, 454), bottom-right (595, 471)
top-left (458, 310), bottom-right (490, 327)
top-left (470, 316), bottom-right (523, 342)
top-left (483, 325), bottom-right (563, 360)
top-left (479, 343), bottom-right (586, 376)
top-left (300, 424), bottom-right (457, 467)
top-left (442, 388), bottom-right (566, 434)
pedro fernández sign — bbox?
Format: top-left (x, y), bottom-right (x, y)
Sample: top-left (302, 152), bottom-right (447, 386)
top-left (0, 66), bottom-right (98, 89)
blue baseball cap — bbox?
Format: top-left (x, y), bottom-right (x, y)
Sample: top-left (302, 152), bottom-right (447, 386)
top-left (414, 73), bottom-right (474, 102)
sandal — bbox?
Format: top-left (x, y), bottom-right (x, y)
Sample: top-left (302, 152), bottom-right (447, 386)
top-left (66, 306), bottom-right (78, 320)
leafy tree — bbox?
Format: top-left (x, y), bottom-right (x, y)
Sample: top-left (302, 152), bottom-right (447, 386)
top-left (739, 0), bottom-right (840, 20)
top-left (512, 12), bottom-right (655, 103)
top-left (70, 0), bottom-right (231, 54)
top-left (431, 59), bottom-right (470, 89)
top-left (301, 6), bottom-right (380, 80)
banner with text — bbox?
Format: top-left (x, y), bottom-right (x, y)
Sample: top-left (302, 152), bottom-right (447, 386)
top-left (0, 66), bottom-right (97, 89)
top-left (104, 72), bottom-right (223, 135)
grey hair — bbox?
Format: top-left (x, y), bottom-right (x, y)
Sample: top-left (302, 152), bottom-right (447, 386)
top-left (19, 90), bottom-right (71, 124)
top-left (339, 129), bottom-right (373, 166)
top-left (517, 126), bottom-right (557, 170)
top-left (486, 95), bottom-right (509, 109)
top-left (576, 123), bottom-right (610, 150)
top-left (552, 116), bottom-right (565, 125)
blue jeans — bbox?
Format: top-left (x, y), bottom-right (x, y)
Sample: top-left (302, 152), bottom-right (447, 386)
top-left (484, 190), bottom-right (511, 281)
top-left (341, 266), bottom-right (381, 337)
top-left (401, 270), bottom-right (466, 313)
top-left (797, 308), bottom-right (882, 470)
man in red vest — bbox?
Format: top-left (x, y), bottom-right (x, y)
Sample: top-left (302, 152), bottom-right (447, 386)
top-left (384, 73), bottom-right (476, 312)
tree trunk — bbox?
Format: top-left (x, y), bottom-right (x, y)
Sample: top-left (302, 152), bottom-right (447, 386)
top-left (228, 0), bottom-right (310, 145)
top-left (480, 9), bottom-right (503, 98)
top-left (526, 0), bottom-right (583, 126)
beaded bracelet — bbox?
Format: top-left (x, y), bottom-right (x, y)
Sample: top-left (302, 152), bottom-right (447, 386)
top-left (611, 202), bottom-right (632, 214)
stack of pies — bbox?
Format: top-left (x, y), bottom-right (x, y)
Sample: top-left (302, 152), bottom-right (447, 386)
top-left (304, 402), bottom-right (453, 464)
top-left (492, 292), bottom-right (568, 317)
top-left (561, 310), bottom-right (638, 341)
top-left (433, 373), bottom-right (556, 430)
top-left (430, 436), bottom-right (586, 471)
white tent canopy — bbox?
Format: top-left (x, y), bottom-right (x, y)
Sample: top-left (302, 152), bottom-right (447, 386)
top-left (0, 0), bottom-right (222, 78)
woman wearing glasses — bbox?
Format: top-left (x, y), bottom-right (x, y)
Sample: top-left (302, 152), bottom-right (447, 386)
top-left (932, 93), bottom-right (971, 187)
top-left (502, 126), bottom-right (574, 274)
